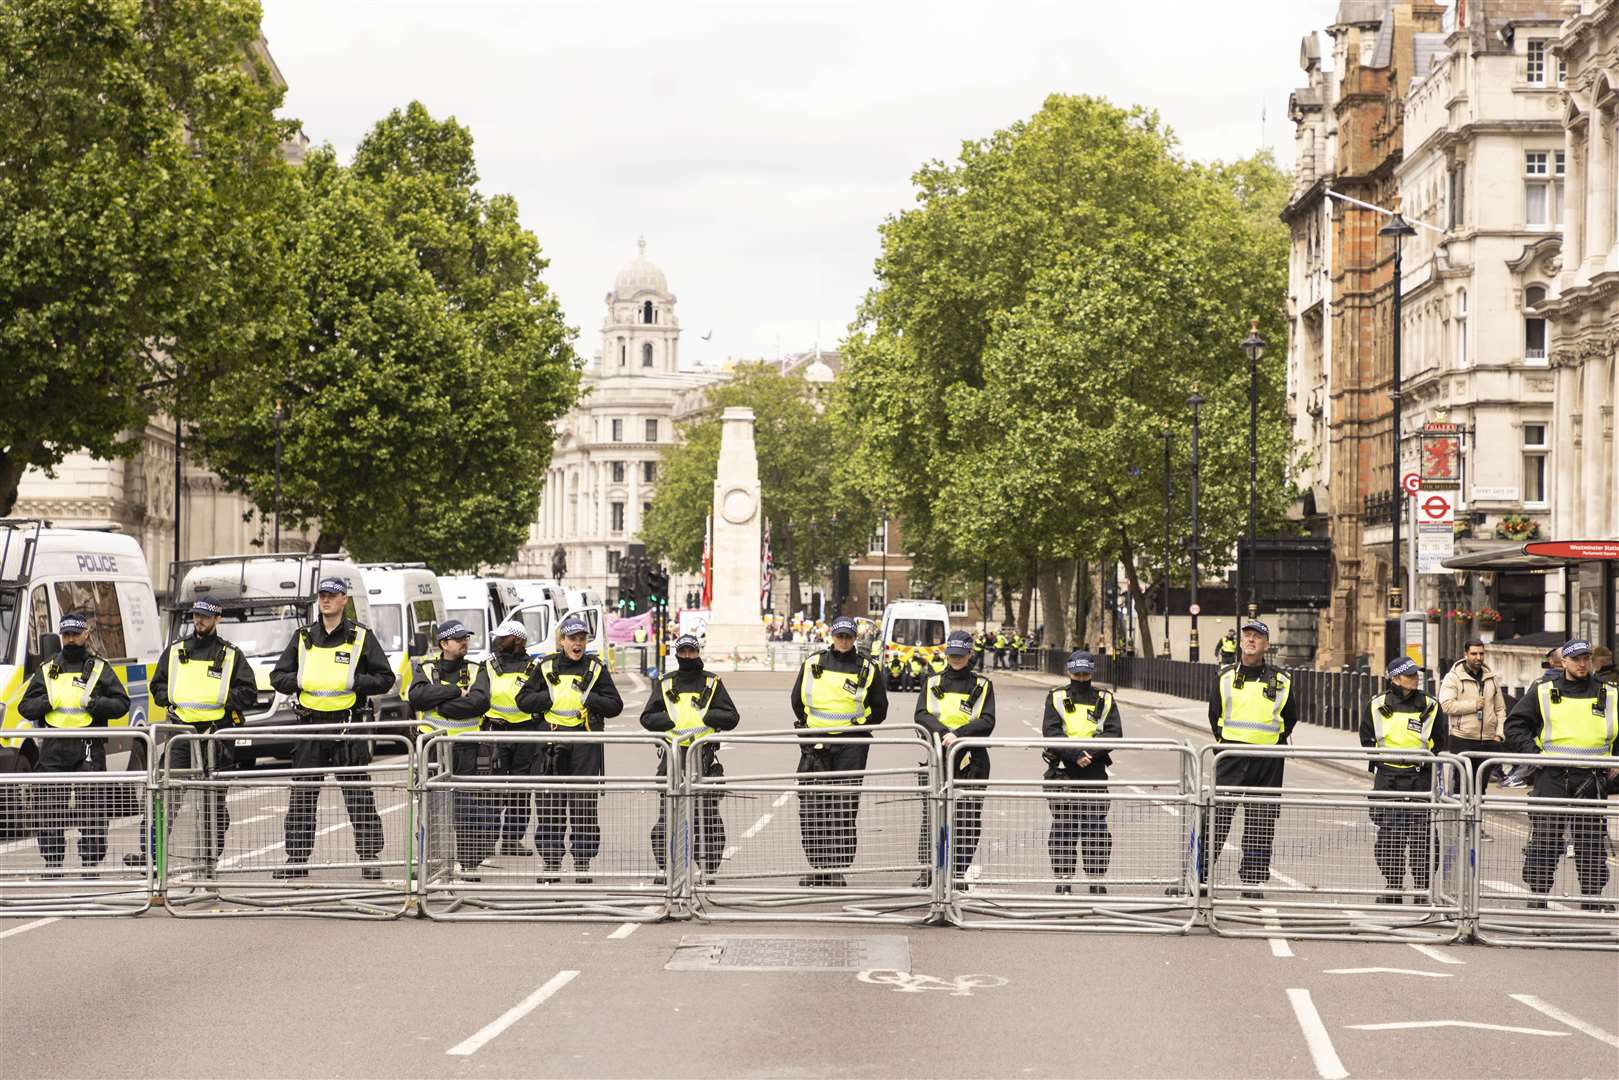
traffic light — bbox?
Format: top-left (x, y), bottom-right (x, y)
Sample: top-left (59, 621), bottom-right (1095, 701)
top-left (618, 555), bottom-right (643, 613)
top-left (647, 566), bottom-right (669, 607)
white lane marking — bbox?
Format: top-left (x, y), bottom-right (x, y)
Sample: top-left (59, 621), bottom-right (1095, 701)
top-left (721, 846), bottom-right (737, 861)
top-left (1407, 943), bottom-right (1464, 965)
top-left (0, 917), bottom-right (60, 941)
top-left (1510, 994), bottom-right (1619, 1048)
top-left (1483, 878), bottom-right (1572, 911)
top-left (1286, 988), bottom-right (1348, 1080)
top-left (1324, 968), bottom-right (1452, 978)
top-left (740, 813), bottom-right (773, 840)
top-left (1258, 907), bottom-right (1292, 957)
top-left (1271, 869), bottom-right (1305, 889)
top-left (216, 800), bottom-right (407, 869)
top-left (1125, 784), bottom-right (1181, 818)
top-left (446, 969), bottom-right (579, 1056)
top-left (772, 792), bottom-right (791, 808)
top-left (1347, 1021), bottom-right (1567, 1036)
top-left (607, 905), bottom-right (661, 940)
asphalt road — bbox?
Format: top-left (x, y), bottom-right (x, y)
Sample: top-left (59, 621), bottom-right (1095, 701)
top-left (2, 669), bottom-right (1616, 1079)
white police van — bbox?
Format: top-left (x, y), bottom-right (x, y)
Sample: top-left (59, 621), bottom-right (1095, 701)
top-left (357, 562), bottom-right (445, 723)
top-left (879, 599), bottom-right (952, 671)
top-left (436, 575), bottom-right (526, 660)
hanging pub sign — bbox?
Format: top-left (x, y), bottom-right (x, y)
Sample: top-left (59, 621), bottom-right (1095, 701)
top-left (1420, 421), bottom-right (1462, 490)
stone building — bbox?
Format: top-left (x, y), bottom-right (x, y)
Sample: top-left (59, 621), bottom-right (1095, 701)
top-left (1394, 0), bottom-right (1569, 656)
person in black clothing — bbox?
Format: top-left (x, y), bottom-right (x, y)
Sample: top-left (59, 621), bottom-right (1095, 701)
top-left (788, 615), bottom-right (888, 886)
top-left (1041, 651), bottom-right (1123, 895)
top-left (267, 577), bottom-right (396, 880)
top-left (515, 614), bottom-right (623, 883)
top-left (913, 630), bottom-right (996, 885)
top-left (1201, 620), bottom-right (1300, 898)
top-left (408, 620), bottom-right (493, 878)
top-left (483, 621), bottom-right (541, 856)
top-left (641, 633), bottom-right (740, 883)
top-left (128, 597), bottom-right (258, 869)
top-left (1358, 657), bottom-right (1449, 903)
top-left (1505, 639), bottom-right (1619, 910)
top-left (18, 612), bottom-right (131, 876)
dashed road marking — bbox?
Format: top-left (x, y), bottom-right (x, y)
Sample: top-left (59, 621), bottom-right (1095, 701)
top-left (1346, 1020), bottom-right (1567, 1036)
top-left (0, 917), bottom-right (60, 941)
top-left (1510, 994), bottom-right (1619, 1048)
top-left (1324, 967), bottom-right (1451, 978)
top-left (1286, 988), bottom-right (1348, 1080)
top-left (740, 813), bottom-right (773, 840)
top-left (446, 969), bottom-right (579, 1056)
top-left (1407, 943), bottom-right (1464, 965)
top-left (217, 800), bottom-right (408, 869)
top-left (607, 906), bottom-right (661, 940)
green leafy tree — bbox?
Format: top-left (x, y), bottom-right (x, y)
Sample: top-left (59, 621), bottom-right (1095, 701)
top-left (840, 94), bottom-right (1296, 653)
top-left (641, 364), bottom-right (876, 612)
top-left (0, 0), bottom-right (298, 513)
top-left (189, 104), bottom-right (580, 569)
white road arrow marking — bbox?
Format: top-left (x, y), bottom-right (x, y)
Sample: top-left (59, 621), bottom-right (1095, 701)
top-left (1510, 994), bottom-right (1619, 1048)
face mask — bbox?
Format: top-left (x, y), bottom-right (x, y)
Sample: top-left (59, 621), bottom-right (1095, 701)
top-left (677, 655), bottom-right (703, 672)
top-left (61, 643), bottom-right (87, 662)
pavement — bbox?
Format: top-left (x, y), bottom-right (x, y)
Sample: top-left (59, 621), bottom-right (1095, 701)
top-left (2, 668), bottom-right (1616, 1079)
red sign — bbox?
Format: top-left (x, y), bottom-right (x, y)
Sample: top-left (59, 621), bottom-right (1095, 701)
top-left (1402, 472), bottom-right (1422, 495)
top-left (1421, 433), bottom-right (1461, 482)
top-left (1420, 493), bottom-right (1454, 524)
top-left (1525, 540), bottom-right (1619, 560)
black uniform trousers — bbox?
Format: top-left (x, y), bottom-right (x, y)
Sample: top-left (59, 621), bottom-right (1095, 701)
top-left (284, 717), bottom-right (384, 863)
top-left (797, 737), bottom-right (870, 870)
top-left (492, 719), bottom-right (540, 845)
top-left (428, 738), bottom-right (497, 871)
top-left (651, 744), bottom-right (726, 874)
top-left (1370, 765), bottom-right (1433, 891)
top-left (35, 737), bottom-right (109, 866)
top-left (1204, 753), bottom-right (1283, 886)
top-left (1046, 759), bottom-right (1111, 879)
top-left (139, 724), bottom-right (233, 860)
top-left (1447, 735), bottom-right (1500, 794)
top-left (911, 747), bottom-right (988, 877)
top-left (531, 726), bottom-right (604, 868)
top-left (1523, 765), bottom-right (1611, 897)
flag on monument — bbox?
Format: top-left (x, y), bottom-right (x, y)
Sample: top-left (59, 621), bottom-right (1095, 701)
top-left (701, 511), bottom-right (713, 608)
top-left (761, 518), bottom-right (774, 612)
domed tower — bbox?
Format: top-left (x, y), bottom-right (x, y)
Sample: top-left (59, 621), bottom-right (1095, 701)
top-left (602, 237), bottom-right (680, 375)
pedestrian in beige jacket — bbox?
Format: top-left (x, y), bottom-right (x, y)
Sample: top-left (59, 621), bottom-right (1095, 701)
top-left (1439, 640), bottom-right (1508, 836)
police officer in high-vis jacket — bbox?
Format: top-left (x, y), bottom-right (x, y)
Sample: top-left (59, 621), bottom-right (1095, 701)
top-left (789, 615), bottom-right (888, 887)
top-left (1505, 639), bottom-right (1619, 911)
top-left (516, 613), bottom-right (623, 884)
top-left (914, 630), bottom-right (996, 884)
top-left (1358, 656), bottom-right (1448, 904)
top-left (641, 633), bottom-right (739, 883)
top-left (1042, 651), bottom-right (1123, 895)
top-left (269, 576), bottom-right (396, 880)
top-left (482, 620), bottom-right (540, 856)
top-left (1202, 619), bottom-right (1298, 898)
top-left (408, 619), bottom-right (493, 878)
top-left (18, 612), bottom-right (130, 876)
top-left (128, 597), bottom-right (257, 869)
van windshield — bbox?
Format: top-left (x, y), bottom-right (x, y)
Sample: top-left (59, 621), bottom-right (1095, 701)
top-left (447, 609), bottom-right (487, 652)
top-left (0, 588), bottom-right (17, 661)
top-left (372, 604), bottom-right (405, 653)
top-left (888, 618), bottom-right (945, 647)
top-left (208, 608), bottom-right (307, 659)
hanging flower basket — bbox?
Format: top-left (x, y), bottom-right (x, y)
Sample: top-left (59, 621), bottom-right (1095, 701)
top-left (1476, 607), bottom-right (1502, 629)
top-left (1495, 514), bottom-right (1540, 541)
top-left (1425, 607), bottom-right (1442, 623)
top-left (1446, 608), bottom-right (1474, 625)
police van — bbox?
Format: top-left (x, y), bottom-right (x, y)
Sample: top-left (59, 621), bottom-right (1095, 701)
top-left (879, 599), bottom-right (952, 671)
top-left (357, 563), bottom-right (445, 724)
top-left (168, 554), bottom-right (371, 766)
top-left (436, 575), bottom-right (526, 660)
top-left (0, 521), bottom-right (164, 832)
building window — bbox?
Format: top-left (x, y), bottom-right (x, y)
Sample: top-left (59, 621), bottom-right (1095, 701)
top-left (642, 460), bottom-right (656, 483)
top-left (610, 460), bottom-right (625, 483)
top-left (643, 301), bottom-right (654, 324)
top-left (1454, 288), bottom-right (1468, 367)
top-left (1558, 55), bottom-right (1567, 84)
top-left (611, 418), bottom-right (624, 442)
top-left (642, 342), bottom-right (654, 368)
top-left (947, 597), bottom-right (968, 616)
top-left (642, 501), bottom-right (652, 521)
top-left (618, 338), bottom-right (626, 366)
top-left (867, 579), bottom-right (886, 614)
top-left (1447, 164), bottom-right (1465, 229)
top-left (1523, 423), bottom-right (1548, 505)
top-left (610, 502), bottom-right (625, 532)
top-left (868, 520), bottom-right (887, 555)
top-left (645, 418), bottom-right (659, 442)
top-left (607, 549), bottom-right (622, 573)
top-left (1524, 285), bottom-right (1548, 364)
top-left (1525, 151), bottom-right (1564, 227)
top-left (1527, 39), bottom-right (1547, 84)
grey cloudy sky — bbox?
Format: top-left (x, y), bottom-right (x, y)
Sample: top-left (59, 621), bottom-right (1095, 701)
top-left (262, 0), bottom-right (1342, 369)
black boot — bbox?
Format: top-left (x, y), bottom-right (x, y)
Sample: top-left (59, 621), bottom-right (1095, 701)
top-left (271, 862), bottom-right (309, 880)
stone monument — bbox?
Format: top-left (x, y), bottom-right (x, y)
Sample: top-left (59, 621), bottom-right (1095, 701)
top-left (704, 407), bottom-right (769, 665)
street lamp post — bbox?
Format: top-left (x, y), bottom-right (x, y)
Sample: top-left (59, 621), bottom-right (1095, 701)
top-left (272, 400), bottom-right (285, 554)
top-left (1240, 320), bottom-right (1266, 620)
top-left (1380, 213), bottom-right (1418, 621)
top-left (1160, 424), bottom-right (1173, 657)
top-left (1188, 390), bottom-right (1205, 663)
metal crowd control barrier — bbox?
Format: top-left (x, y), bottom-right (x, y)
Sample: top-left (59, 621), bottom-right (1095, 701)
top-left (160, 723), bottom-right (414, 918)
top-left (416, 731), bottom-right (674, 921)
top-left (945, 738), bottom-right (1200, 933)
top-left (1200, 746), bottom-right (1470, 943)
top-left (1472, 752), bottom-right (1619, 951)
top-left (0, 727), bottom-right (154, 916)
top-left (685, 727), bottom-right (941, 924)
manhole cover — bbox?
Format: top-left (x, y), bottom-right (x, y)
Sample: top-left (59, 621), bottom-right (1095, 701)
top-left (665, 934), bottom-right (910, 972)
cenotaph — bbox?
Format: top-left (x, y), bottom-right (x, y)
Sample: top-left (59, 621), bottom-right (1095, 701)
top-left (703, 407), bottom-right (769, 665)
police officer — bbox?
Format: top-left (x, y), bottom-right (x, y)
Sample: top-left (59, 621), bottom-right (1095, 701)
top-left (18, 612), bottom-right (130, 877)
top-left (409, 620), bottom-right (493, 879)
top-left (128, 597), bottom-right (257, 869)
top-left (1215, 629), bottom-right (1238, 667)
top-left (1359, 657), bottom-right (1448, 904)
top-left (927, 646), bottom-right (947, 679)
top-left (1009, 631), bottom-right (1025, 671)
top-left (1202, 618), bottom-right (1297, 898)
top-left (1505, 639), bottom-right (1619, 911)
top-left (992, 628), bottom-right (1008, 670)
top-left (1042, 651), bottom-right (1122, 895)
top-left (516, 614), bottom-right (623, 884)
top-left (483, 620), bottom-right (540, 856)
top-left (641, 633), bottom-right (739, 884)
top-left (886, 650), bottom-right (906, 694)
top-left (914, 629), bottom-right (995, 885)
top-left (971, 630), bottom-right (986, 671)
top-left (789, 614), bottom-right (888, 887)
top-left (906, 648), bottom-right (926, 693)
top-left (268, 576), bottom-right (396, 880)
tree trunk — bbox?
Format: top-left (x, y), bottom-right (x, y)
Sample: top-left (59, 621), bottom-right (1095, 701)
top-left (1120, 529), bottom-right (1152, 659)
top-left (0, 449), bottom-right (30, 517)
top-left (1074, 560), bottom-right (1088, 648)
top-left (1016, 568), bottom-right (1034, 635)
top-left (1084, 564), bottom-right (1107, 648)
top-left (1037, 561), bottom-right (1071, 652)
top-left (998, 577), bottom-right (1015, 627)
top-left (312, 528), bottom-right (344, 555)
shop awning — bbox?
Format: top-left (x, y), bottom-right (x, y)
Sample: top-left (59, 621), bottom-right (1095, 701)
top-left (1443, 539), bottom-right (1619, 572)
